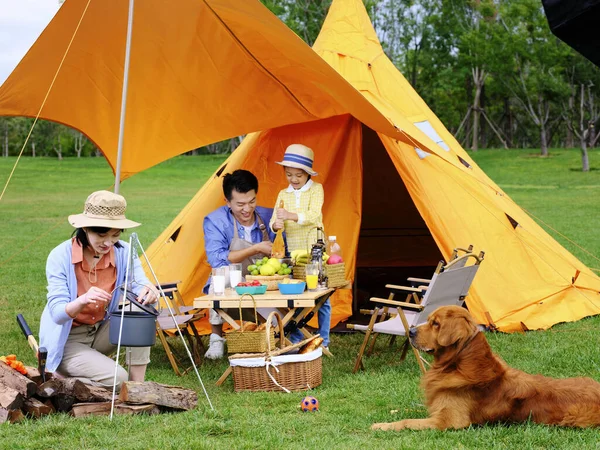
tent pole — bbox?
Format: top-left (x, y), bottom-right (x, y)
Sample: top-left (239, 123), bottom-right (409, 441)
top-left (114, 0), bottom-right (135, 194)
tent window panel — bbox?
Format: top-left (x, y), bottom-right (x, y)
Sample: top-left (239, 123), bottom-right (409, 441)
top-left (414, 120), bottom-right (450, 152)
top-left (414, 147), bottom-right (430, 159)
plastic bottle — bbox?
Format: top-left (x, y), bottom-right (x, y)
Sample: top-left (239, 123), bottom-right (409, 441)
top-left (328, 236), bottom-right (342, 259)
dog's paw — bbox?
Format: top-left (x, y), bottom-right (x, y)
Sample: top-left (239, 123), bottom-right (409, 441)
top-left (371, 422), bottom-right (393, 431)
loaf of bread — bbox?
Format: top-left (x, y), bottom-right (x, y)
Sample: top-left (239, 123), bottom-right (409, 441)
top-left (299, 337), bottom-right (323, 354)
top-left (241, 322), bottom-right (258, 331)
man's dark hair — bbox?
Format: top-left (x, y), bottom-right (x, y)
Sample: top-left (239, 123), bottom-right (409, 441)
top-left (72, 227), bottom-right (124, 249)
top-left (223, 170), bottom-right (259, 201)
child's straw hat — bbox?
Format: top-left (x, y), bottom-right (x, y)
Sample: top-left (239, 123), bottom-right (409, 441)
top-left (276, 144), bottom-right (318, 176)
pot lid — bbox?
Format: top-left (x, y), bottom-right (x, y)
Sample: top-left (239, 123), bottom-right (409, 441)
top-left (119, 287), bottom-right (159, 316)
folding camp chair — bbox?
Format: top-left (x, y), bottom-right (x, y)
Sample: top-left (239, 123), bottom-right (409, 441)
top-left (155, 281), bottom-right (206, 376)
top-left (348, 248), bottom-right (484, 374)
top-left (349, 246), bottom-right (474, 365)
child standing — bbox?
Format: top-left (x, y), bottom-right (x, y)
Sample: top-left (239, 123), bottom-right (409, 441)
top-left (270, 143), bottom-right (331, 350)
top-left (269, 144), bottom-right (324, 253)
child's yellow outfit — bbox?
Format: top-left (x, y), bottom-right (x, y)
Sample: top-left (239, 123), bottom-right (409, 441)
top-left (269, 179), bottom-right (324, 253)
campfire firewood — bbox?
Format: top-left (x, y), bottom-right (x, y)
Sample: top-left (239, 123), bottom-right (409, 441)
top-left (22, 397), bottom-right (54, 418)
top-left (70, 401), bottom-right (161, 418)
top-left (0, 361), bottom-right (37, 398)
top-left (37, 378), bottom-right (113, 403)
top-left (0, 384), bottom-right (23, 410)
top-left (0, 371), bottom-right (197, 421)
top-left (0, 407), bottom-right (24, 424)
top-left (119, 381), bottom-right (198, 411)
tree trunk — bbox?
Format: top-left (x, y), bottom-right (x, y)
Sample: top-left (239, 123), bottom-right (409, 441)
top-left (31, 141), bottom-right (36, 157)
top-left (540, 125), bottom-right (548, 156)
top-left (580, 140), bottom-right (590, 172)
top-left (471, 69), bottom-right (484, 152)
top-left (566, 90), bottom-right (575, 148)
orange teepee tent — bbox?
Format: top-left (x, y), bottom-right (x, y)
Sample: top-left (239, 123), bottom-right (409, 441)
top-left (145, 0), bottom-right (600, 332)
top-left (1, 0), bottom-right (600, 332)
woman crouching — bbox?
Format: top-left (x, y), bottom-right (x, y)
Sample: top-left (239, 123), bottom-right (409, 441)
top-left (39, 190), bottom-right (157, 388)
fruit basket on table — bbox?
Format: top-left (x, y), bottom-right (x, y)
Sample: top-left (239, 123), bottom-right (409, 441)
top-left (246, 257), bottom-right (292, 291)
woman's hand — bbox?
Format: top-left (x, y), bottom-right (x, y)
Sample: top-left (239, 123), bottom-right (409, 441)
top-left (67, 286), bottom-right (111, 318)
top-left (137, 284), bottom-right (159, 305)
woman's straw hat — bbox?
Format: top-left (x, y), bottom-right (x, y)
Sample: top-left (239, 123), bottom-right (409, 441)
top-left (68, 190), bottom-right (141, 229)
top-left (276, 144), bottom-right (318, 176)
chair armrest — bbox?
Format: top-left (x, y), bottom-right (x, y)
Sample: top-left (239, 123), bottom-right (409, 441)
top-left (155, 280), bottom-right (182, 290)
top-left (370, 297), bottom-right (424, 310)
top-left (384, 284), bottom-right (423, 293)
top-left (407, 277), bottom-right (431, 284)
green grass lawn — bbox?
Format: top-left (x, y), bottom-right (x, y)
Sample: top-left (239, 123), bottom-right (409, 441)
top-left (1, 149), bottom-right (600, 449)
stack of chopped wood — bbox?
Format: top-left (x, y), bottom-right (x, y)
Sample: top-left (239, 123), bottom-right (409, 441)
top-left (0, 361), bottom-right (197, 423)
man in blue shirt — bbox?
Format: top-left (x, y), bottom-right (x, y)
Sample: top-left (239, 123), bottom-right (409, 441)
top-left (203, 170), bottom-right (275, 359)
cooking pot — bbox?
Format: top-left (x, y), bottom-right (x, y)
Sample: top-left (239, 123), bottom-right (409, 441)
top-left (109, 288), bottom-right (159, 347)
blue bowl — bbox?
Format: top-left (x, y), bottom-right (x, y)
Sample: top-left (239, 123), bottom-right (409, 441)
top-left (235, 284), bottom-right (268, 295)
top-left (278, 282), bottom-right (306, 295)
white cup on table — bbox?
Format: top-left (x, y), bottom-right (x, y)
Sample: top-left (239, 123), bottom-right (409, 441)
top-left (229, 263), bottom-right (242, 289)
top-left (212, 267), bottom-right (226, 296)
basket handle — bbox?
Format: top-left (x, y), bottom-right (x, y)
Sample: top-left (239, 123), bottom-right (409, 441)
top-left (264, 310), bottom-right (284, 354)
top-left (238, 293), bottom-right (258, 332)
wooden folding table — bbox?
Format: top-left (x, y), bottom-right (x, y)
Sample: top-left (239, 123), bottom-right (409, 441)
top-left (194, 288), bottom-right (334, 385)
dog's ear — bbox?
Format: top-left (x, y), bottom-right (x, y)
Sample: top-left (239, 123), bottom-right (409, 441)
top-left (437, 315), bottom-right (475, 347)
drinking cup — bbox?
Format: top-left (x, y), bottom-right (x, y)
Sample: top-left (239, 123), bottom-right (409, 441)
top-left (229, 263), bottom-right (242, 288)
top-left (305, 263), bottom-right (319, 291)
top-left (212, 267), bottom-right (226, 296)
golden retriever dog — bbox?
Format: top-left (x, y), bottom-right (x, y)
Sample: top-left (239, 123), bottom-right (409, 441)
top-left (372, 305), bottom-right (600, 431)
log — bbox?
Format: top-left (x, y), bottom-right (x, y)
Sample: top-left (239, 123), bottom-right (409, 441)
top-left (37, 378), bottom-right (113, 402)
top-left (50, 394), bottom-right (75, 413)
top-left (0, 384), bottom-right (23, 410)
top-left (0, 361), bottom-right (37, 397)
top-left (70, 401), bottom-right (160, 418)
top-left (23, 366), bottom-right (52, 385)
top-left (23, 397), bottom-right (54, 418)
top-left (0, 407), bottom-right (24, 424)
top-left (119, 381), bottom-right (197, 411)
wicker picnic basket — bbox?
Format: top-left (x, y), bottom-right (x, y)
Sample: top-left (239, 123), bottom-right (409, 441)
top-left (245, 274), bottom-right (286, 291)
top-left (229, 311), bottom-right (323, 392)
top-left (225, 294), bottom-right (276, 354)
top-left (292, 262), bottom-right (346, 288)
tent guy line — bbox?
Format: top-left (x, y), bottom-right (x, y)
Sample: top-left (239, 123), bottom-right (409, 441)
top-left (0, 0), bottom-right (93, 203)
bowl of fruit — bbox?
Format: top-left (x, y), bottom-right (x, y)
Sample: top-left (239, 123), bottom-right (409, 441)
top-left (234, 281), bottom-right (268, 295)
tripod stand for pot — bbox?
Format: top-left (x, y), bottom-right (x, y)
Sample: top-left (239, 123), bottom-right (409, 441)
top-left (110, 233), bottom-right (213, 418)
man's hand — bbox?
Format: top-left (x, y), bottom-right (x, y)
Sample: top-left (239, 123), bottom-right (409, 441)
top-left (254, 241), bottom-right (272, 255)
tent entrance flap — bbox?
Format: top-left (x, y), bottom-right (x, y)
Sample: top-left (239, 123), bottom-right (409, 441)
top-left (354, 126), bottom-right (442, 312)
top-left (357, 125), bottom-right (442, 269)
